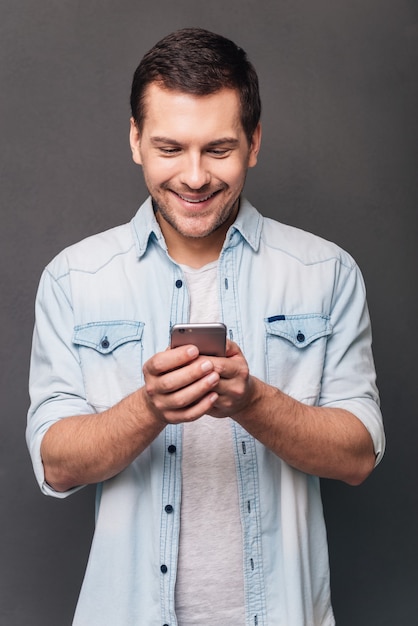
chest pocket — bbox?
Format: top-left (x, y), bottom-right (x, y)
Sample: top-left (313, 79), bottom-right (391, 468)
top-left (73, 321), bottom-right (144, 410)
top-left (265, 314), bottom-right (332, 404)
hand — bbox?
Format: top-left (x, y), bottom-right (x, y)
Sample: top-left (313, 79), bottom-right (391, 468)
top-left (207, 340), bottom-right (254, 419)
top-left (141, 344), bottom-right (221, 425)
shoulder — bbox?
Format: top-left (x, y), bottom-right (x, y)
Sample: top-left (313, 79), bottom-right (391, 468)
top-left (238, 198), bottom-right (355, 269)
top-left (45, 222), bottom-right (135, 279)
top-left (260, 216), bottom-right (355, 269)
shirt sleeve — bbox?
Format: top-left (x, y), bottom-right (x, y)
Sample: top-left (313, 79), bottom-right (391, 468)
top-left (319, 259), bottom-right (385, 465)
top-left (26, 264), bottom-right (94, 497)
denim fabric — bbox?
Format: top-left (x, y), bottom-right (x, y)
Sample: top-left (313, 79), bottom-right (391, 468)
top-left (27, 197), bottom-right (384, 626)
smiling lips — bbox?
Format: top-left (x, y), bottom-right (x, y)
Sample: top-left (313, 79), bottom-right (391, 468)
top-left (175, 190), bottom-right (220, 204)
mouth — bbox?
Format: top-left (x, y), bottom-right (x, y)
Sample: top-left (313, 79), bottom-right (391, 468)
top-left (174, 190), bottom-right (220, 204)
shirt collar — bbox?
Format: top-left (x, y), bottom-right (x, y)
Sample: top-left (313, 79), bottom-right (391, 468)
top-left (224, 197), bottom-right (263, 252)
top-left (130, 197), bottom-right (167, 259)
top-left (130, 196), bottom-right (263, 259)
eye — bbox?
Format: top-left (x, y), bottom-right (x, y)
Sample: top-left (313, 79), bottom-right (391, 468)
top-left (207, 148), bottom-right (231, 157)
top-left (159, 147), bottom-right (181, 156)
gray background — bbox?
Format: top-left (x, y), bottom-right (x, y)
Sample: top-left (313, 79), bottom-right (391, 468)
top-left (1, 1), bottom-right (417, 624)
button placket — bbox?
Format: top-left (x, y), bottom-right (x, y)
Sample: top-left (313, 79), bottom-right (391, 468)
top-left (170, 265), bottom-right (189, 334)
top-left (233, 426), bottom-right (267, 624)
top-left (160, 423), bottom-right (182, 626)
top-left (219, 244), bottom-right (267, 624)
top-left (160, 263), bottom-right (188, 625)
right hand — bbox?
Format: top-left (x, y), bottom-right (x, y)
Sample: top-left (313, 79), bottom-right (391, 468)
top-left (141, 344), bottom-right (221, 425)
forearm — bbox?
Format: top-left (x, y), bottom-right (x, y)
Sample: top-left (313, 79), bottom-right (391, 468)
top-left (233, 376), bottom-right (376, 485)
top-left (41, 388), bottom-right (165, 492)
top-left (40, 345), bottom-right (223, 492)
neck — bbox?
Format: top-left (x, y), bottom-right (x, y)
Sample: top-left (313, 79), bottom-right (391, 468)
top-left (155, 207), bottom-right (238, 269)
top-left (161, 226), bottom-right (225, 268)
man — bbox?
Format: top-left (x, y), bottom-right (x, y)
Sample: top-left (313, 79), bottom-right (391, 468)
top-left (27, 28), bottom-right (385, 626)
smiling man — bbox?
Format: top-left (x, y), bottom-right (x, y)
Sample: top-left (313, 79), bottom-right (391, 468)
top-left (27, 28), bottom-right (385, 626)
top-left (130, 84), bottom-right (260, 265)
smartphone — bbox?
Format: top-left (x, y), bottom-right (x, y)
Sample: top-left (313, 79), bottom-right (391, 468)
top-left (170, 322), bottom-right (227, 357)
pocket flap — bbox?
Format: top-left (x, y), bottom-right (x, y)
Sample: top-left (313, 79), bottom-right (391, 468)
top-left (73, 321), bottom-right (144, 354)
top-left (265, 314), bottom-right (332, 348)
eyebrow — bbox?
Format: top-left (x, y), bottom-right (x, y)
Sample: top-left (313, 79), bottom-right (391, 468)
top-left (207, 137), bottom-right (240, 147)
top-left (150, 137), bottom-right (181, 146)
top-left (150, 136), bottom-right (239, 147)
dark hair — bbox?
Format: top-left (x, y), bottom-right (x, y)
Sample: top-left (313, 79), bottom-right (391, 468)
top-left (130, 28), bottom-right (261, 144)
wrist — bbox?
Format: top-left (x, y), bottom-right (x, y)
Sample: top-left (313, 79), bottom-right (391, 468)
top-left (232, 375), bottom-right (264, 424)
top-left (125, 387), bottom-right (167, 432)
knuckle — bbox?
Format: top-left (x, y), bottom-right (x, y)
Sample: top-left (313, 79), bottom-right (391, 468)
top-left (239, 363), bottom-right (250, 379)
top-left (158, 377), bottom-right (174, 394)
top-left (144, 381), bottom-right (156, 397)
top-left (173, 392), bottom-right (193, 410)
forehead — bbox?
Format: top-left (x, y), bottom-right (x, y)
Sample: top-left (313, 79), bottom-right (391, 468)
top-left (141, 83), bottom-right (244, 138)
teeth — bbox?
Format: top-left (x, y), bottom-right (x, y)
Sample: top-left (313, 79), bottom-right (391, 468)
top-left (178, 193), bottom-right (214, 203)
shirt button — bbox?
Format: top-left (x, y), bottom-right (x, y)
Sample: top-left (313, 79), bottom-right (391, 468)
top-left (296, 332), bottom-right (305, 343)
top-left (165, 504), bottom-right (174, 514)
top-left (100, 337), bottom-right (110, 349)
top-left (160, 564), bottom-right (168, 574)
top-left (167, 445), bottom-right (176, 454)
top-left (175, 279), bottom-right (183, 288)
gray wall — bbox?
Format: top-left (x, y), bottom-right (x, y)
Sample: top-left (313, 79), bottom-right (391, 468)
top-left (1, 1), bottom-right (417, 624)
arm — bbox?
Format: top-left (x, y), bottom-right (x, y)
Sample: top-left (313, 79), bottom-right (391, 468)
top-left (40, 390), bottom-right (165, 493)
top-left (205, 342), bottom-right (375, 485)
top-left (237, 376), bottom-right (376, 486)
top-left (41, 345), bottom-right (221, 492)
top-left (27, 265), bottom-right (221, 495)
top-left (206, 261), bottom-right (384, 485)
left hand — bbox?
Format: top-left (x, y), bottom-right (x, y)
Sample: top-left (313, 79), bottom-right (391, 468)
top-left (207, 340), bottom-right (254, 418)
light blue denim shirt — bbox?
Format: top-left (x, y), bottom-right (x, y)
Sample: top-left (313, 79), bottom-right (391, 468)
top-left (27, 197), bottom-right (384, 626)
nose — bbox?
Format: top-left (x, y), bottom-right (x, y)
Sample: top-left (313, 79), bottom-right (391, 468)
top-left (179, 152), bottom-right (211, 190)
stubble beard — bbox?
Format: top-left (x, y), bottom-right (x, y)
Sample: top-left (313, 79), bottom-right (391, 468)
top-left (151, 189), bottom-right (242, 240)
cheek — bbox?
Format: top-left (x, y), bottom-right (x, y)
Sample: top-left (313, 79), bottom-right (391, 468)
top-left (142, 160), bottom-right (176, 187)
top-left (222, 164), bottom-right (247, 190)
top-left (210, 157), bottom-right (242, 180)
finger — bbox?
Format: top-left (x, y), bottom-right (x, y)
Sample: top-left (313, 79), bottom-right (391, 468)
top-left (144, 345), bottom-right (199, 377)
top-left (210, 355), bottom-right (249, 381)
top-left (225, 339), bottom-right (242, 357)
top-left (164, 391), bottom-right (220, 424)
top-left (160, 369), bottom-right (220, 406)
top-left (147, 357), bottom-right (217, 398)
top-left (147, 370), bottom-right (220, 419)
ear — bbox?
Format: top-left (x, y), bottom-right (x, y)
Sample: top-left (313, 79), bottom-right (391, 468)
top-left (248, 122), bottom-right (262, 168)
top-left (129, 117), bottom-right (143, 165)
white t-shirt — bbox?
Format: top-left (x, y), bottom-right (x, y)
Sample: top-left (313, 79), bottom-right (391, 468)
top-left (175, 261), bottom-right (246, 624)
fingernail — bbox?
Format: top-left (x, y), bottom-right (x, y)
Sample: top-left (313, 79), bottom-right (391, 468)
top-left (201, 360), bottom-right (213, 372)
top-left (207, 372), bottom-right (218, 384)
top-left (187, 346), bottom-right (199, 357)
